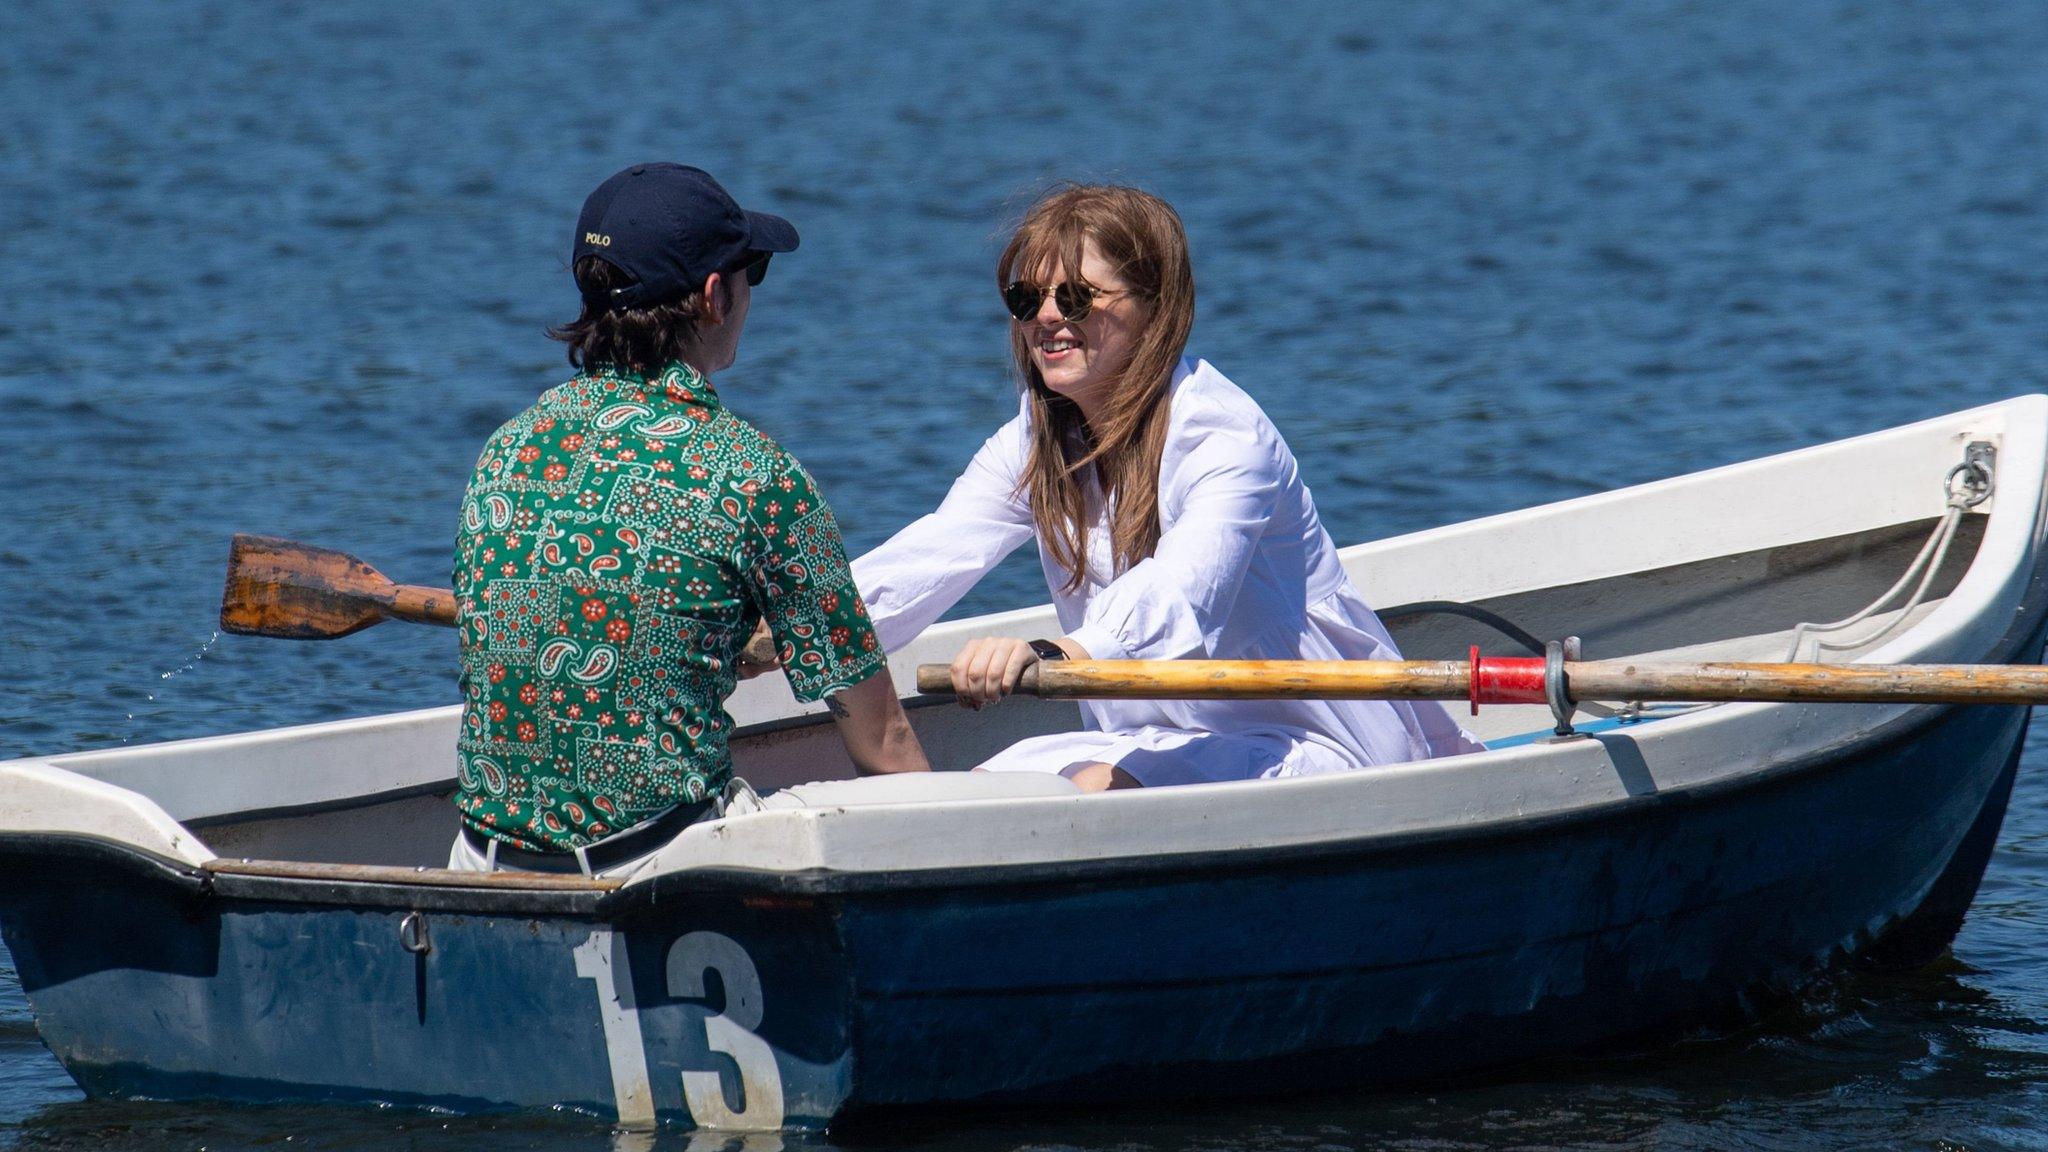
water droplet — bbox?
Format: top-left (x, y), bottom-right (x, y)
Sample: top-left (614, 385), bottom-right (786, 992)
top-left (120, 631), bottom-right (226, 744)
top-left (159, 630), bottom-right (223, 682)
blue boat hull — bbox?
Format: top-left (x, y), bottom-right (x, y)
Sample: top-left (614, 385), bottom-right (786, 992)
top-left (835, 702), bottom-right (2031, 1105)
top-left (0, 680), bottom-right (2032, 1129)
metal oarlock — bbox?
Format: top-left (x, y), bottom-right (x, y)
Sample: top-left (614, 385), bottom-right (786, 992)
top-left (1466, 636), bottom-right (1585, 738)
top-left (1545, 636), bottom-right (1583, 739)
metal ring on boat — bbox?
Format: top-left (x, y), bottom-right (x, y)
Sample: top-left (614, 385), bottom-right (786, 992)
top-left (1468, 645), bottom-right (1482, 716)
top-left (399, 911), bottom-right (432, 956)
top-left (1945, 451), bottom-right (1994, 508)
top-left (1545, 637), bottom-right (1581, 738)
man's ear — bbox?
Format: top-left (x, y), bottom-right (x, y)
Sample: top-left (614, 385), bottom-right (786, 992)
top-left (698, 271), bottom-right (728, 325)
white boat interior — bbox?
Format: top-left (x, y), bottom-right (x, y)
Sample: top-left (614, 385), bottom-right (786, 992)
top-left (6, 396), bottom-right (2044, 885)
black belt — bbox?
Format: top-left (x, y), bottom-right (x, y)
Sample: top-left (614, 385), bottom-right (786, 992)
top-left (461, 795), bottom-right (717, 874)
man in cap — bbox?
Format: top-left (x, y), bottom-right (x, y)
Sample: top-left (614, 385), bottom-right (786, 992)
top-left (449, 163), bottom-right (930, 873)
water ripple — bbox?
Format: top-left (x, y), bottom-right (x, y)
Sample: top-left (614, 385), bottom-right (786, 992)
top-left (6, 0), bottom-right (2048, 1148)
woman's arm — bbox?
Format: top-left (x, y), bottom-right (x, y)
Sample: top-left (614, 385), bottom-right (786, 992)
top-left (850, 414), bottom-right (1036, 652)
top-left (945, 428), bottom-right (1279, 705)
top-left (942, 410), bottom-right (1290, 705)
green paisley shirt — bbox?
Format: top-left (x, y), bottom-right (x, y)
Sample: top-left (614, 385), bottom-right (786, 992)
top-left (453, 361), bottom-right (885, 852)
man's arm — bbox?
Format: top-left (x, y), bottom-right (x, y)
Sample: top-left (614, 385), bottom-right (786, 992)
top-left (825, 668), bottom-right (931, 775)
top-left (739, 446), bottom-right (928, 773)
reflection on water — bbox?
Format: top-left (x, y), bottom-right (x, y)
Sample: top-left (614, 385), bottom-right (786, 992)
top-left (6, 0), bottom-right (2048, 1147)
top-left (2, 938), bottom-right (2044, 1149)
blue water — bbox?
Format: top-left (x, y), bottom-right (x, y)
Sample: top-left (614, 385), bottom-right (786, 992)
top-left (6, 0), bottom-right (2048, 1147)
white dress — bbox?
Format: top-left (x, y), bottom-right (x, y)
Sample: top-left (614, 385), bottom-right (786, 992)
top-left (850, 357), bottom-right (1484, 785)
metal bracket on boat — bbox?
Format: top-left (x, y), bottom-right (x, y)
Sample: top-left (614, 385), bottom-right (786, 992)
top-left (1947, 441), bottom-right (1996, 508)
top-left (399, 911), bottom-right (432, 956)
top-left (1544, 636), bottom-right (1584, 741)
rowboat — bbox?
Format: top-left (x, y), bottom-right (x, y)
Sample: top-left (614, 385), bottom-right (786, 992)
top-left (3, 395), bottom-right (2044, 1130)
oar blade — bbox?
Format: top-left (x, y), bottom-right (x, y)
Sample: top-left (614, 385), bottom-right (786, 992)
top-left (219, 534), bottom-right (393, 640)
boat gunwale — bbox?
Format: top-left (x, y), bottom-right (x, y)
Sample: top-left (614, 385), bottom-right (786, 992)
top-left (1340, 393), bottom-right (2048, 609)
top-left (0, 833), bottom-right (617, 913)
top-left (0, 682), bottom-right (2024, 917)
top-left (171, 510), bottom-right (2004, 837)
top-left (201, 858), bottom-right (621, 892)
top-left (7, 512), bottom-right (2041, 915)
top-left (199, 866), bottom-right (611, 915)
top-left (0, 832), bottom-right (206, 895)
top-left (609, 696), bottom-right (2030, 905)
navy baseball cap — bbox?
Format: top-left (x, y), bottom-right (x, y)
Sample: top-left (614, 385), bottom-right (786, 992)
top-left (572, 163), bottom-right (799, 310)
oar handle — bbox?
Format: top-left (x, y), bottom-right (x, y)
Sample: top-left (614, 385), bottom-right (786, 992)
top-left (913, 658), bottom-right (2048, 707)
top-left (916, 660), bottom-right (1485, 700)
top-left (384, 583), bottom-right (458, 628)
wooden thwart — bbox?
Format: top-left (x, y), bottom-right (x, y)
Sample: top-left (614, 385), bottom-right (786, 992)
top-left (913, 658), bottom-right (2048, 707)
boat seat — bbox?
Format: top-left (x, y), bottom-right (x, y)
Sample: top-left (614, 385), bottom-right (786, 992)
top-left (754, 771), bottom-right (1081, 810)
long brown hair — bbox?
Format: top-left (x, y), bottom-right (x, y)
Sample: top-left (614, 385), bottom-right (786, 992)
top-left (998, 185), bottom-right (1195, 591)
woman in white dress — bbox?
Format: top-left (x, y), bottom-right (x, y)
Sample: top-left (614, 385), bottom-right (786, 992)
top-left (851, 185), bottom-right (1482, 790)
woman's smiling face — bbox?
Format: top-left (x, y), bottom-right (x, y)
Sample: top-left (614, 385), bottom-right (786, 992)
top-left (1021, 238), bottom-right (1148, 417)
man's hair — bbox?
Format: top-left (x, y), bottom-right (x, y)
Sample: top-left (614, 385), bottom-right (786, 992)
top-left (548, 256), bottom-right (728, 375)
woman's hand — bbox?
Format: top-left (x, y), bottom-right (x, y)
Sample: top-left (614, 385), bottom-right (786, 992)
top-left (949, 637), bottom-right (1037, 709)
top-left (949, 636), bottom-right (1089, 709)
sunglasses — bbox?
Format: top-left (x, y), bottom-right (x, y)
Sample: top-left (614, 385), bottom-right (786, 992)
top-left (732, 251), bottom-right (771, 287)
top-left (1003, 279), bottom-right (1123, 323)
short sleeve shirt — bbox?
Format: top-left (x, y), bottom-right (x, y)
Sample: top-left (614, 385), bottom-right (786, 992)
top-left (453, 361), bottom-right (885, 852)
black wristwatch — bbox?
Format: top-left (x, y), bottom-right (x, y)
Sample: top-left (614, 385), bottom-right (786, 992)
top-left (1028, 639), bottom-right (1069, 662)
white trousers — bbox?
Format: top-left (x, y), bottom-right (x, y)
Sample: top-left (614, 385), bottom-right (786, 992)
top-left (973, 724), bottom-right (1355, 787)
top-left (446, 786), bottom-right (746, 875)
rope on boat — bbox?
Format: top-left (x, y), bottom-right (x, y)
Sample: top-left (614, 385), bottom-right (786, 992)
top-left (1384, 444), bottom-right (1993, 733)
top-left (1783, 443), bottom-right (1996, 663)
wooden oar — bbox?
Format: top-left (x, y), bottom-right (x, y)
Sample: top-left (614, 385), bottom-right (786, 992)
top-left (914, 658), bottom-right (2048, 707)
top-left (219, 534), bottom-right (456, 639)
top-left (219, 537), bottom-right (784, 670)
top-left (218, 532), bottom-right (2046, 705)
